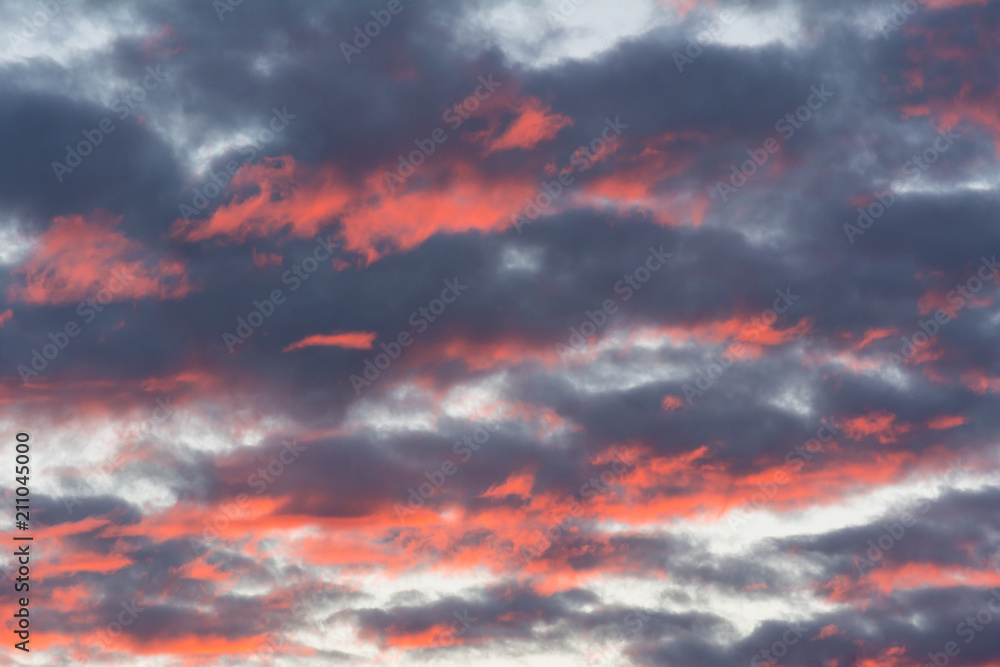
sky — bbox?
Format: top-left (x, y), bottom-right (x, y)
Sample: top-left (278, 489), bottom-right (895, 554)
top-left (1, 0), bottom-right (1000, 665)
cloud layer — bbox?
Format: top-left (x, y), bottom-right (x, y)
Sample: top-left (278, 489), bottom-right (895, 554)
top-left (1, 0), bottom-right (1000, 665)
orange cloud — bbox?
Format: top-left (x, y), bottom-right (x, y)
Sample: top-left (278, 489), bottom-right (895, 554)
top-left (7, 211), bottom-right (195, 306)
top-left (961, 369), bottom-right (1000, 394)
top-left (481, 470), bottom-right (535, 499)
top-left (577, 130), bottom-right (711, 226)
top-left (171, 156), bottom-right (537, 264)
top-left (167, 109), bottom-right (727, 265)
top-left (927, 414), bottom-right (966, 430)
top-left (857, 327), bottom-right (895, 349)
top-left (169, 157), bottom-right (353, 245)
top-left (897, 20), bottom-right (1000, 150)
top-left (282, 331), bottom-right (377, 352)
top-left (251, 248), bottom-right (283, 268)
top-left (478, 97), bottom-right (574, 154)
top-left (654, 314), bottom-right (813, 351)
top-left (842, 411), bottom-right (912, 444)
top-left (661, 395), bottom-right (683, 411)
top-left (925, 0), bottom-right (988, 8)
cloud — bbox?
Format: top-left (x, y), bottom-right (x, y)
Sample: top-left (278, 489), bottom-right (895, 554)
top-left (282, 331), bottom-right (377, 352)
top-left (6, 211), bottom-right (195, 306)
top-left (2, 0), bottom-right (1000, 664)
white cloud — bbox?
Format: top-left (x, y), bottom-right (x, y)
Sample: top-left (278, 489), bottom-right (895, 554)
top-left (454, 0), bottom-right (674, 69)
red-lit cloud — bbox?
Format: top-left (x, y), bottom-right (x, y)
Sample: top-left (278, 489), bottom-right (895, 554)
top-left (7, 212), bottom-right (195, 306)
top-left (283, 331), bottom-right (377, 352)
